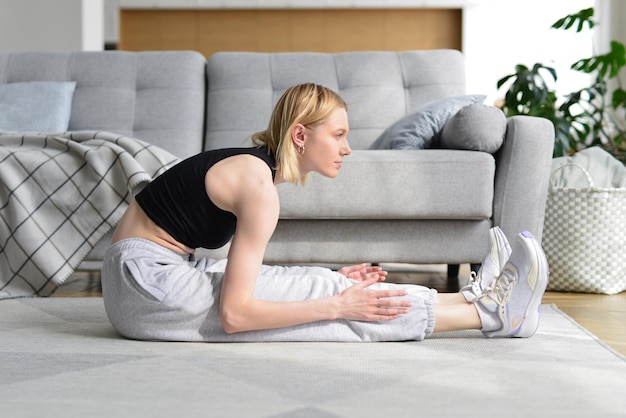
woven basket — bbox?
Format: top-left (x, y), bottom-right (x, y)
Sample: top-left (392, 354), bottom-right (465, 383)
top-left (543, 163), bottom-right (626, 294)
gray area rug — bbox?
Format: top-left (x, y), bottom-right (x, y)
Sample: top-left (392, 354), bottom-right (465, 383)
top-left (0, 298), bottom-right (624, 418)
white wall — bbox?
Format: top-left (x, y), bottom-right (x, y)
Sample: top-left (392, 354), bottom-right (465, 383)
top-left (0, 0), bottom-right (103, 51)
top-left (594, 0), bottom-right (626, 129)
top-left (103, 0), bottom-right (595, 102)
top-left (1, 0), bottom-right (598, 103)
top-left (464, 0), bottom-right (594, 104)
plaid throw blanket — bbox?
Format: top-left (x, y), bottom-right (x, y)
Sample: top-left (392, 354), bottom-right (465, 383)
top-left (0, 131), bottom-right (179, 299)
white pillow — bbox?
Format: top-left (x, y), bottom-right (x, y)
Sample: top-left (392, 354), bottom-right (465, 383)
top-left (0, 81), bottom-right (77, 132)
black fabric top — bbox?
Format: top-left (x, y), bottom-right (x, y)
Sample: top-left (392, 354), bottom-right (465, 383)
top-left (135, 147), bottom-right (276, 249)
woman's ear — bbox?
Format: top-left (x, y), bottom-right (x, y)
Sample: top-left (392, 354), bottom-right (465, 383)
top-left (291, 123), bottom-right (306, 148)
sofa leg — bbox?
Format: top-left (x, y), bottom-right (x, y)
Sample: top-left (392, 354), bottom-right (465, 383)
top-left (469, 263), bottom-right (481, 276)
top-left (446, 264), bottom-right (460, 292)
top-left (447, 264), bottom-right (459, 277)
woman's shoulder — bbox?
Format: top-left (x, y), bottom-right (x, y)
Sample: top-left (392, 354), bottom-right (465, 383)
top-left (206, 150), bottom-right (278, 210)
top-left (213, 151), bottom-right (273, 178)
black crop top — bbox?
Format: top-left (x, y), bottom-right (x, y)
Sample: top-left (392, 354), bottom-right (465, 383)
top-left (135, 147), bottom-right (276, 249)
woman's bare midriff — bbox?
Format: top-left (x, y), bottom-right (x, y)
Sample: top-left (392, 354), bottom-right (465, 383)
top-left (111, 199), bottom-right (195, 256)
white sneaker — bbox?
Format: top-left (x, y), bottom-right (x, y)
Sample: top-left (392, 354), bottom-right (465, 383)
top-left (461, 226), bottom-right (511, 302)
top-left (474, 231), bottom-right (549, 338)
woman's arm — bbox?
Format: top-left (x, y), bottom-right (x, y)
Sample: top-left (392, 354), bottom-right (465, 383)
top-left (209, 156), bottom-right (411, 334)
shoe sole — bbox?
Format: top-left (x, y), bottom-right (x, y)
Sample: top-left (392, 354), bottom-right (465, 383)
top-left (513, 231), bottom-right (549, 338)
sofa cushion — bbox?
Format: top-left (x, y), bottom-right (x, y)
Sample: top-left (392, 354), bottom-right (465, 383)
top-left (278, 149), bottom-right (495, 220)
top-left (440, 103), bottom-right (506, 153)
top-left (0, 51), bottom-right (206, 159)
top-left (205, 50), bottom-right (468, 151)
top-left (0, 81), bottom-right (76, 132)
top-left (369, 95), bottom-right (486, 150)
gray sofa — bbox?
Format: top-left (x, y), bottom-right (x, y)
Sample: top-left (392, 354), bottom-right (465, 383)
top-left (0, 50), bottom-right (554, 278)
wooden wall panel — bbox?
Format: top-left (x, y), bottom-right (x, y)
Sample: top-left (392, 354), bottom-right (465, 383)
top-left (119, 9), bottom-right (462, 57)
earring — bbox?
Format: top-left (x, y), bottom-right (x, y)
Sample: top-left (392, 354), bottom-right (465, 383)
top-left (298, 145), bottom-right (305, 155)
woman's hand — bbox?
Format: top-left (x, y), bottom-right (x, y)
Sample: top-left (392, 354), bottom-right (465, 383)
top-left (338, 263), bottom-right (387, 282)
top-left (334, 278), bottom-right (411, 321)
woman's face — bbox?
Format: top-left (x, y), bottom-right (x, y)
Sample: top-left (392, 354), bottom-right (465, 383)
top-left (300, 107), bottom-right (351, 178)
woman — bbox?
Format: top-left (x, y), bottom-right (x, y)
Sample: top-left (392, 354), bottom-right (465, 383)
top-left (101, 83), bottom-right (549, 342)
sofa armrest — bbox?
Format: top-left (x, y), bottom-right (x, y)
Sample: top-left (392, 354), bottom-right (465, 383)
top-left (493, 115), bottom-right (555, 242)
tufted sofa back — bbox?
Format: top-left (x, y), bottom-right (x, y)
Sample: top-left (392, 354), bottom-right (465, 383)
top-left (0, 51), bottom-right (206, 159)
top-left (205, 50), bottom-right (466, 151)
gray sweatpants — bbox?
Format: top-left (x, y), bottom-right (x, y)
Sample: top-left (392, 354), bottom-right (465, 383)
top-left (101, 238), bottom-right (437, 342)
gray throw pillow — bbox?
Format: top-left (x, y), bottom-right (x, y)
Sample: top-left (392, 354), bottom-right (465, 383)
top-left (440, 103), bottom-right (507, 154)
top-left (369, 95), bottom-right (486, 150)
top-left (0, 81), bottom-right (77, 132)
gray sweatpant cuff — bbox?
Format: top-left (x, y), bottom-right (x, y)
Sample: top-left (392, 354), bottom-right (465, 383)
top-left (424, 288), bottom-right (438, 338)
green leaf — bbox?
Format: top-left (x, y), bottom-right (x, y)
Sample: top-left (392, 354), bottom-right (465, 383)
top-left (572, 41), bottom-right (626, 78)
top-left (496, 74), bottom-right (515, 89)
top-left (612, 88), bottom-right (626, 109)
top-left (496, 62), bottom-right (559, 117)
top-left (551, 8), bottom-right (594, 32)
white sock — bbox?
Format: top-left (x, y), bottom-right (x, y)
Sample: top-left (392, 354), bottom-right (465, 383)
top-left (473, 298), bottom-right (501, 332)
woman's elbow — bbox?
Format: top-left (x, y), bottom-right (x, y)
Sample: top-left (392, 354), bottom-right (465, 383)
top-left (220, 306), bottom-right (247, 334)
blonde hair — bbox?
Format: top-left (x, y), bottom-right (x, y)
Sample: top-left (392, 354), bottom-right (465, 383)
top-left (251, 83), bottom-right (348, 185)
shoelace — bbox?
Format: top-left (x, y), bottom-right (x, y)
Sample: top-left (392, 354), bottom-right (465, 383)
top-left (478, 268), bottom-right (516, 305)
top-left (469, 269), bottom-right (492, 293)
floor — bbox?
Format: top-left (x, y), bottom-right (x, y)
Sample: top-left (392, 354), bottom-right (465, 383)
top-left (52, 264), bottom-right (626, 356)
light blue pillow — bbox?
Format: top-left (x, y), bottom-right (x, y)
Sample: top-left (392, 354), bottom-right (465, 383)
top-left (369, 95), bottom-right (486, 150)
top-left (0, 81), bottom-right (77, 132)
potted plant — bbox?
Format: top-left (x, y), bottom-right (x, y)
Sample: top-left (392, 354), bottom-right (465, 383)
top-left (497, 7), bottom-right (626, 163)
